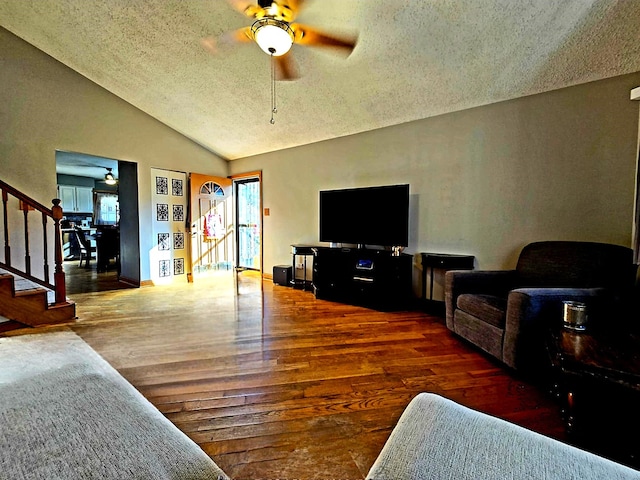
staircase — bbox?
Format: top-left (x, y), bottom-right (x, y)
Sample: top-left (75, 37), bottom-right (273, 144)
top-left (0, 271), bottom-right (75, 327)
top-left (0, 179), bottom-right (76, 328)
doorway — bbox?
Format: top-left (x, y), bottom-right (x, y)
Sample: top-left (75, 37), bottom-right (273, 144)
top-left (235, 177), bottom-right (261, 271)
top-left (55, 151), bottom-right (140, 294)
top-left (189, 173), bottom-right (234, 281)
top-left (188, 172), bottom-right (262, 293)
top-left (232, 173), bottom-right (262, 296)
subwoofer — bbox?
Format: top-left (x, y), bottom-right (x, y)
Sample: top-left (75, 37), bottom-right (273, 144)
top-left (273, 265), bottom-right (292, 286)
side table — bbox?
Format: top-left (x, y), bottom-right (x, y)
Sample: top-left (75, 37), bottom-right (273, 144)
top-left (420, 253), bottom-right (474, 312)
top-left (546, 326), bottom-right (640, 468)
top-left (290, 244), bottom-right (316, 290)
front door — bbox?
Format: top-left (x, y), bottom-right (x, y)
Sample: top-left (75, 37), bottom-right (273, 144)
top-left (189, 173), bottom-right (234, 279)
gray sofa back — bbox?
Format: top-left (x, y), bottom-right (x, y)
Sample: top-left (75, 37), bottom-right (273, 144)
top-left (515, 241), bottom-right (636, 289)
top-left (367, 393), bottom-right (640, 480)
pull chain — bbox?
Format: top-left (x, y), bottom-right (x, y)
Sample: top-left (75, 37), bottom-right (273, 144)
top-left (270, 49), bottom-right (277, 125)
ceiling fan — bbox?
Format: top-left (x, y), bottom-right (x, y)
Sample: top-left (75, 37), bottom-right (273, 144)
top-left (201, 0), bottom-right (358, 81)
top-left (103, 167), bottom-right (117, 185)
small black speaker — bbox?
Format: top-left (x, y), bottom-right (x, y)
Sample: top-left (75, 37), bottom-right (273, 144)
top-left (273, 265), bottom-right (292, 286)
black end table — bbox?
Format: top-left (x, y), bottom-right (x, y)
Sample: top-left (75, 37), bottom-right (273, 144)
top-left (420, 253), bottom-right (474, 314)
top-left (290, 244), bottom-right (316, 290)
top-left (546, 326), bottom-right (640, 468)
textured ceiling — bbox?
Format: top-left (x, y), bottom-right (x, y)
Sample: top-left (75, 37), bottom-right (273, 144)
top-left (56, 151), bottom-right (119, 180)
top-left (2, 0), bottom-right (640, 161)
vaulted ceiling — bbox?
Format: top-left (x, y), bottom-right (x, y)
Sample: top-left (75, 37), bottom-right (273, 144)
top-left (2, 0), bottom-right (640, 161)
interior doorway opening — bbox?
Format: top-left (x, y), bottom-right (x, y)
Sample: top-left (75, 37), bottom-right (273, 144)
top-left (55, 150), bottom-right (140, 294)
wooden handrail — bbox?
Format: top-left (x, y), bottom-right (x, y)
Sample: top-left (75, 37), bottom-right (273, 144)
top-left (0, 180), bottom-right (53, 216)
top-left (0, 179), bottom-right (66, 304)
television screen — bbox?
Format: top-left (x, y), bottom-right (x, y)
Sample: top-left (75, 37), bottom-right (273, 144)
top-left (319, 184), bottom-right (409, 247)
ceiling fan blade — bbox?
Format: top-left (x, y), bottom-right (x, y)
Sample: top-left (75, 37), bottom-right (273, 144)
top-left (275, 52), bottom-right (300, 81)
top-left (227, 0), bottom-right (265, 18)
top-left (200, 27), bottom-right (253, 55)
top-left (226, 0), bottom-right (306, 21)
top-left (273, 0), bottom-right (306, 22)
top-left (291, 24), bottom-right (358, 55)
top-left (286, 0), bottom-right (306, 12)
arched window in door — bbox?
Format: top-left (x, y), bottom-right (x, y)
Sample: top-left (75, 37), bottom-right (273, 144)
top-left (200, 181), bottom-right (225, 197)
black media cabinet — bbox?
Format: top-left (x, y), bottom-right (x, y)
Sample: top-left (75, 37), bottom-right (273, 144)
top-left (311, 246), bottom-right (412, 310)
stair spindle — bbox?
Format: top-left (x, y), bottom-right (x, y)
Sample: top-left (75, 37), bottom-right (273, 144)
top-left (42, 212), bottom-right (50, 284)
top-left (52, 199), bottom-right (66, 304)
top-left (22, 204), bottom-right (31, 275)
top-left (2, 188), bottom-right (10, 266)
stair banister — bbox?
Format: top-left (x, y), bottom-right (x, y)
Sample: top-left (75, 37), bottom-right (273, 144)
top-left (0, 179), bottom-right (67, 305)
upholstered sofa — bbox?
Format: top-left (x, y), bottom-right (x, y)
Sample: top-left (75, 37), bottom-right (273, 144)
top-left (366, 392), bottom-right (640, 479)
top-left (0, 331), bottom-right (230, 480)
top-left (445, 241), bottom-right (637, 372)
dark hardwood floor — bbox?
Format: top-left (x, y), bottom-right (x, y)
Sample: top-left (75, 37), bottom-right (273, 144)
top-left (7, 269), bottom-right (568, 479)
top-left (63, 258), bottom-right (132, 294)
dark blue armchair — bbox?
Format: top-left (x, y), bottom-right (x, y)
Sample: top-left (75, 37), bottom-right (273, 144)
top-left (445, 241), bottom-right (637, 372)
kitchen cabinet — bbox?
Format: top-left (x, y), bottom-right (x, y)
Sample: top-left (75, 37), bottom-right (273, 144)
top-left (58, 185), bottom-right (94, 213)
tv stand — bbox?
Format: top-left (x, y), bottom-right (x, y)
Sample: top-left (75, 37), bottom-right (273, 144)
top-left (311, 246), bottom-right (412, 310)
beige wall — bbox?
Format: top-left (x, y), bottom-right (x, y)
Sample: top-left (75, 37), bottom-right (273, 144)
top-left (0, 28), bottom-right (227, 281)
top-left (230, 72), bottom-right (640, 297)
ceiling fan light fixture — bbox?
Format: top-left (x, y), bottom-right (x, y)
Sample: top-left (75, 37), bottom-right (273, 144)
top-left (251, 18), bottom-right (293, 56)
top-left (104, 167), bottom-right (117, 185)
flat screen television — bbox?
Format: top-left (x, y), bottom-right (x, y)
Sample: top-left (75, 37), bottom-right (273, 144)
top-left (319, 184), bottom-right (409, 248)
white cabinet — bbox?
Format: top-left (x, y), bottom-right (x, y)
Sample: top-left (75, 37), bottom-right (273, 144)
top-left (58, 185), bottom-right (94, 213)
top-left (58, 186), bottom-right (77, 212)
top-left (75, 187), bottom-right (94, 212)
